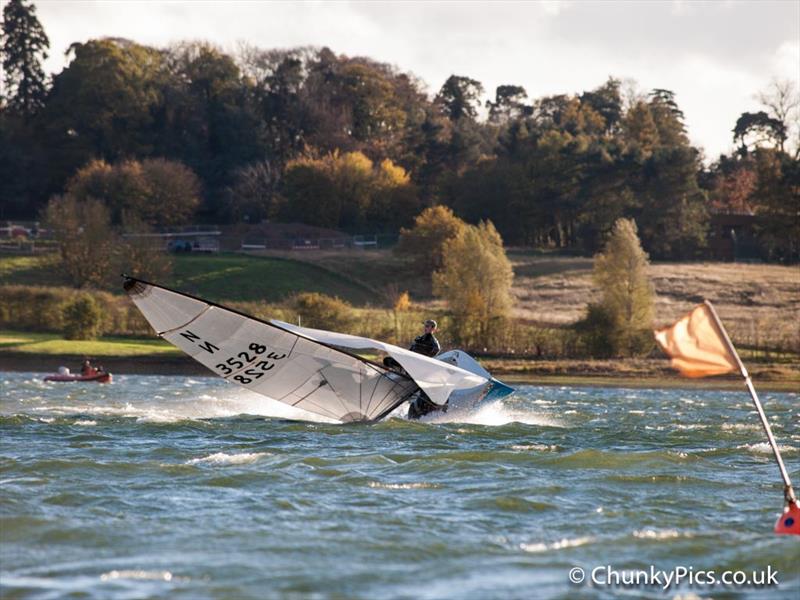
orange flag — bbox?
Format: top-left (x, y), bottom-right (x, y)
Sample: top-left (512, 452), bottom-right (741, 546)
top-left (654, 303), bottom-right (739, 378)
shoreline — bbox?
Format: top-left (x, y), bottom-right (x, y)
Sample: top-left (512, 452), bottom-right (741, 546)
top-left (2, 352), bottom-right (797, 392)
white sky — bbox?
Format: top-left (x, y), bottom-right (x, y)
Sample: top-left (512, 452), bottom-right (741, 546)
top-left (26, 0), bottom-right (800, 160)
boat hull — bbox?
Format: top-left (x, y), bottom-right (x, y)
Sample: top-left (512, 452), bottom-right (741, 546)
top-left (43, 373), bottom-right (112, 383)
top-left (445, 378), bottom-right (514, 414)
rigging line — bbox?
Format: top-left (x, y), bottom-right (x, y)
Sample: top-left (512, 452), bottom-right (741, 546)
top-left (352, 362), bottom-right (364, 416)
top-left (372, 387), bottom-right (418, 422)
top-left (373, 378), bottom-right (403, 414)
top-left (292, 380), bottom-right (352, 421)
top-left (385, 379), bottom-right (418, 412)
top-left (362, 367), bottom-right (380, 416)
top-left (292, 391), bottom-right (344, 421)
top-left (365, 370), bottom-right (401, 417)
top-left (298, 399), bottom-right (342, 422)
top-left (157, 305), bottom-right (212, 337)
top-left (289, 380), bottom-right (331, 409)
top-left (320, 369), bottom-right (355, 418)
top-left (370, 377), bottom-right (412, 418)
top-left (359, 364), bottom-right (364, 415)
top-left (281, 373), bottom-right (323, 404)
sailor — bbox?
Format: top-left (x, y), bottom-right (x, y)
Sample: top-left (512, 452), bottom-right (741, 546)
top-left (406, 319), bottom-right (445, 420)
top-left (383, 319), bottom-right (441, 371)
top-left (409, 319), bottom-right (441, 357)
top-left (80, 359), bottom-right (96, 377)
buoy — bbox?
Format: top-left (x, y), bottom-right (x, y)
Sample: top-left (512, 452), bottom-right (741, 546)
top-left (774, 501), bottom-right (800, 535)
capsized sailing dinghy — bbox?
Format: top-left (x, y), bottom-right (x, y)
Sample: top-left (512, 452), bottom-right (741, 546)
top-left (123, 277), bottom-right (513, 423)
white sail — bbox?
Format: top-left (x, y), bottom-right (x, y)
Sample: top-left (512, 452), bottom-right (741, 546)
top-left (271, 322), bottom-right (488, 406)
top-left (124, 278), bottom-right (419, 422)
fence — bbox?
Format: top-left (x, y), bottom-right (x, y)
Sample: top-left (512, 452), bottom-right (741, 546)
top-left (0, 239), bottom-right (58, 254)
top-left (239, 233), bottom-right (397, 252)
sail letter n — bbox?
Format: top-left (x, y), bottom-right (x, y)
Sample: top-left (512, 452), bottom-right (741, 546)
top-left (179, 330), bottom-right (219, 354)
top-left (654, 304), bottom-right (738, 378)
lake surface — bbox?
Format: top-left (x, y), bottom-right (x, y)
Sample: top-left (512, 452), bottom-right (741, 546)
top-left (1, 372), bottom-right (798, 599)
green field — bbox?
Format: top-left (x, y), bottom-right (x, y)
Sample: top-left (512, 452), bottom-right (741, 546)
top-left (170, 254), bottom-right (376, 303)
top-left (0, 254), bottom-right (67, 286)
top-left (0, 330), bottom-right (179, 357)
top-left (0, 253), bottom-right (377, 304)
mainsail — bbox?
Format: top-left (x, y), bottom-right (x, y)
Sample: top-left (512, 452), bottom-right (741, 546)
top-left (124, 277), bottom-right (487, 423)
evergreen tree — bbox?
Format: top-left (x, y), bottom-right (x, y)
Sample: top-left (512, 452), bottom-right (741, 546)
top-left (621, 101), bottom-right (659, 157)
top-left (39, 38), bottom-right (164, 197)
top-left (487, 85), bottom-right (530, 124)
top-left (580, 77), bottom-right (623, 134)
top-left (1, 0), bottom-right (49, 117)
top-left (751, 148), bottom-right (799, 262)
top-left (648, 88), bottom-right (688, 148)
top-left (590, 218), bottom-right (654, 356)
top-left (634, 145), bottom-right (709, 259)
top-left (435, 75), bottom-right (484, 122)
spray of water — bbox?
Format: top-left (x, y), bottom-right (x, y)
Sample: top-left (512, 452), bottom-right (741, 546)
top-left (420, 399), bottom-right (565, 427)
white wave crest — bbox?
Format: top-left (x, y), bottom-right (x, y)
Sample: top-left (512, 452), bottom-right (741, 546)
top-left (74, 420), bottom-right (97, 426)
top-left (100, 570), bottom-right (178, 581)
top-left (738, 442), bottom-right (798, 455)
top-left (368, 481), bottom-right (439, 490)
top-left (520, 536), bottom-right (595, 553)
top-left (633, 529), bottom-right (687, 540)
top-left (721, 423), bottom-right (760, 431)
top-left (510, 444), bottom-right (559, 452)
top-left (186, 452), bottom-right (269, 466)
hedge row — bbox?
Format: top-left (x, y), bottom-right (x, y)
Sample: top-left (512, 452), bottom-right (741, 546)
top-left (0, 284), bottom-right (583, 356)
top-left (13, 284), bottom-right (775, 360)
top-left (0, 285), bottom-right (152, 336)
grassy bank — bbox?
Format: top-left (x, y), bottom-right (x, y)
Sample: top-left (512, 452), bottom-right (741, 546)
top-left (0, 330), bottom-right (179, 357)
top-left (2, 329), bottom-right (797, 391)
top-left (0, 253), bottom-right (377, 304)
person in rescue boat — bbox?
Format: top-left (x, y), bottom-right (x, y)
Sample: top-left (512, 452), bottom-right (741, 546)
top-left (80, 359), bottom-right (97, 377)
top-left (80, 359), bottom-right (106, 378)
top-left (406, 319), bottom-right (445, 419)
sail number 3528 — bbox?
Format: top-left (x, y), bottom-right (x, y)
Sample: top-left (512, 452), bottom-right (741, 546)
top-left (215, 342), bottom-right (286, 383)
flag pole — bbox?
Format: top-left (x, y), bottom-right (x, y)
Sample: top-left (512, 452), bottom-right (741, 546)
top-left (703, 300), bottom-right (796, 505)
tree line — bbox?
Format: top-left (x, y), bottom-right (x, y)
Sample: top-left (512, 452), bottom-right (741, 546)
top-left (1, 0), bottom-right (798, 261)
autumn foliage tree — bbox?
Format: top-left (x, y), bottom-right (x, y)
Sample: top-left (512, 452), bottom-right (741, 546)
top-left (66, 158), bottom-right (201, 226)
top-left (396, 205), bottom-right (468, 274)
top-left (280, 151), bottom-right (419, 232)
top-left (584, 218), bottom-right (654, 357)
top-left (433, 221), bottom-right (514, 347)
top-left (43, 195), bottom-right (117, 288)
top-left (1, 16), bottom-right (795, 267)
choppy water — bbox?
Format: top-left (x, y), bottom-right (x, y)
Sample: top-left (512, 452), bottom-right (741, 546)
top-left (1, 372), bottom-right (798, 599)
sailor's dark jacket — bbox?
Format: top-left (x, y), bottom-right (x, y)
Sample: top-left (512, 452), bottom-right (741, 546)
top-left (409, 333), bottom-right (440, 357)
